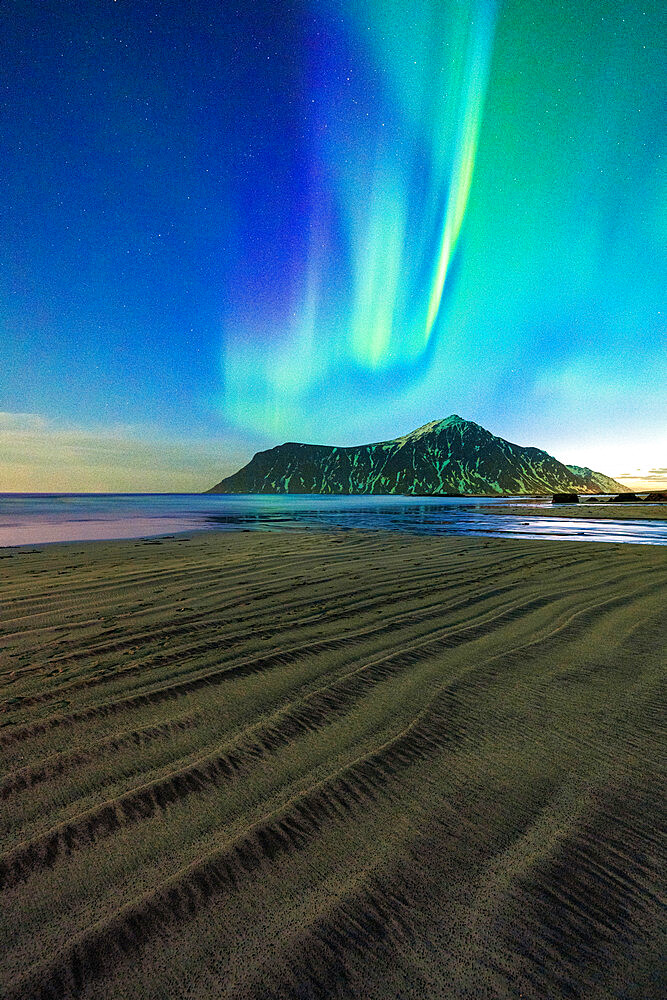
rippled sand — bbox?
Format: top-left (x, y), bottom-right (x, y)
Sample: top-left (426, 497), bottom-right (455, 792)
top-left (1, 531), bottom-right (665, 999)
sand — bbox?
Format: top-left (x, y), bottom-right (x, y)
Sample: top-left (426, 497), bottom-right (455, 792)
top-left (487, 502), bottom-right (667, 521)
top-left (1, 530), bottom-right (665, 1000)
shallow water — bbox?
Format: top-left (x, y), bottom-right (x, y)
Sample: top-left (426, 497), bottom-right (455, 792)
top-left (1, 493), bottom-right (666, 546)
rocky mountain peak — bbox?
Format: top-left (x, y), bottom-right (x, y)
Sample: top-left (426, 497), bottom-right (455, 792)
top-left (207, 417), bottom-right (630, 496)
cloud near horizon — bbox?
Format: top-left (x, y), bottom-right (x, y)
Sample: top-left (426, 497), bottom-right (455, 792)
top-left (0, 414), bottom-right (247, 493)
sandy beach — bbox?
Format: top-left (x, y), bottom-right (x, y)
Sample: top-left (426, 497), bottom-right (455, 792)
top-left (1, 529), bottom-right (665, 999)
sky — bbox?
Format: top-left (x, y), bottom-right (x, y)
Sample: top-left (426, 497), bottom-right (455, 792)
top-left (1, 0), bottom-right (665, 492)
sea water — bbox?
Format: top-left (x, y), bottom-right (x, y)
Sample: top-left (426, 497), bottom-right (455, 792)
top-left (0, 493), bottom-right (666, 546)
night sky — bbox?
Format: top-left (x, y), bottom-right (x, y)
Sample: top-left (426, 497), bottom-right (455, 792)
top-left (1, 1), bottom-right (664, 491)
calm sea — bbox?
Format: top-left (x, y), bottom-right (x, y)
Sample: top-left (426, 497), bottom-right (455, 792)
top-left (0, 493), bottom-right (665, 547)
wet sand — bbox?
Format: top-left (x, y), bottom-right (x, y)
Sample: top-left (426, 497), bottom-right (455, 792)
top-left (487, 502), bottom-right (667, 521)
top-left (1, 530), bottom-right (665, 999)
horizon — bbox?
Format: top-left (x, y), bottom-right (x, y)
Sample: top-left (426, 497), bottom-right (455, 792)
top-left (0, 410), bottom-right (663, 494)
top-left (1, 2), bottom-right (664, 492)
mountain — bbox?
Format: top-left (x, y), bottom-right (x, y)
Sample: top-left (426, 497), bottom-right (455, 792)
top-left (564, 465), bottom-right (629, 495)
top-left (207, 415), bottom-right (631, 496)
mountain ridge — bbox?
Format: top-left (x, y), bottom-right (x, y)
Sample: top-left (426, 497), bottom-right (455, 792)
top-left (207, 415), bottom-right (630, 496)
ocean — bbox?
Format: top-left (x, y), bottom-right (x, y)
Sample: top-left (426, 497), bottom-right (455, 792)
top-left (0, 493), bottom-right (665, 546)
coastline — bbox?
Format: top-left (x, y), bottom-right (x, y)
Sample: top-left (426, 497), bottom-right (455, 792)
top-left (1, 529), bottom-right (665, 999)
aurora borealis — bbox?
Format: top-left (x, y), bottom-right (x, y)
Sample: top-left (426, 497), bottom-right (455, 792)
top-left (1, 1), bottom-right (665, 491)
top-left (224, 0), bottom-right (498, 431)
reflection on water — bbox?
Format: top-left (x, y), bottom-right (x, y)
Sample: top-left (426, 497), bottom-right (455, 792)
top-left (0, 493), bottom-right (666, 546)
